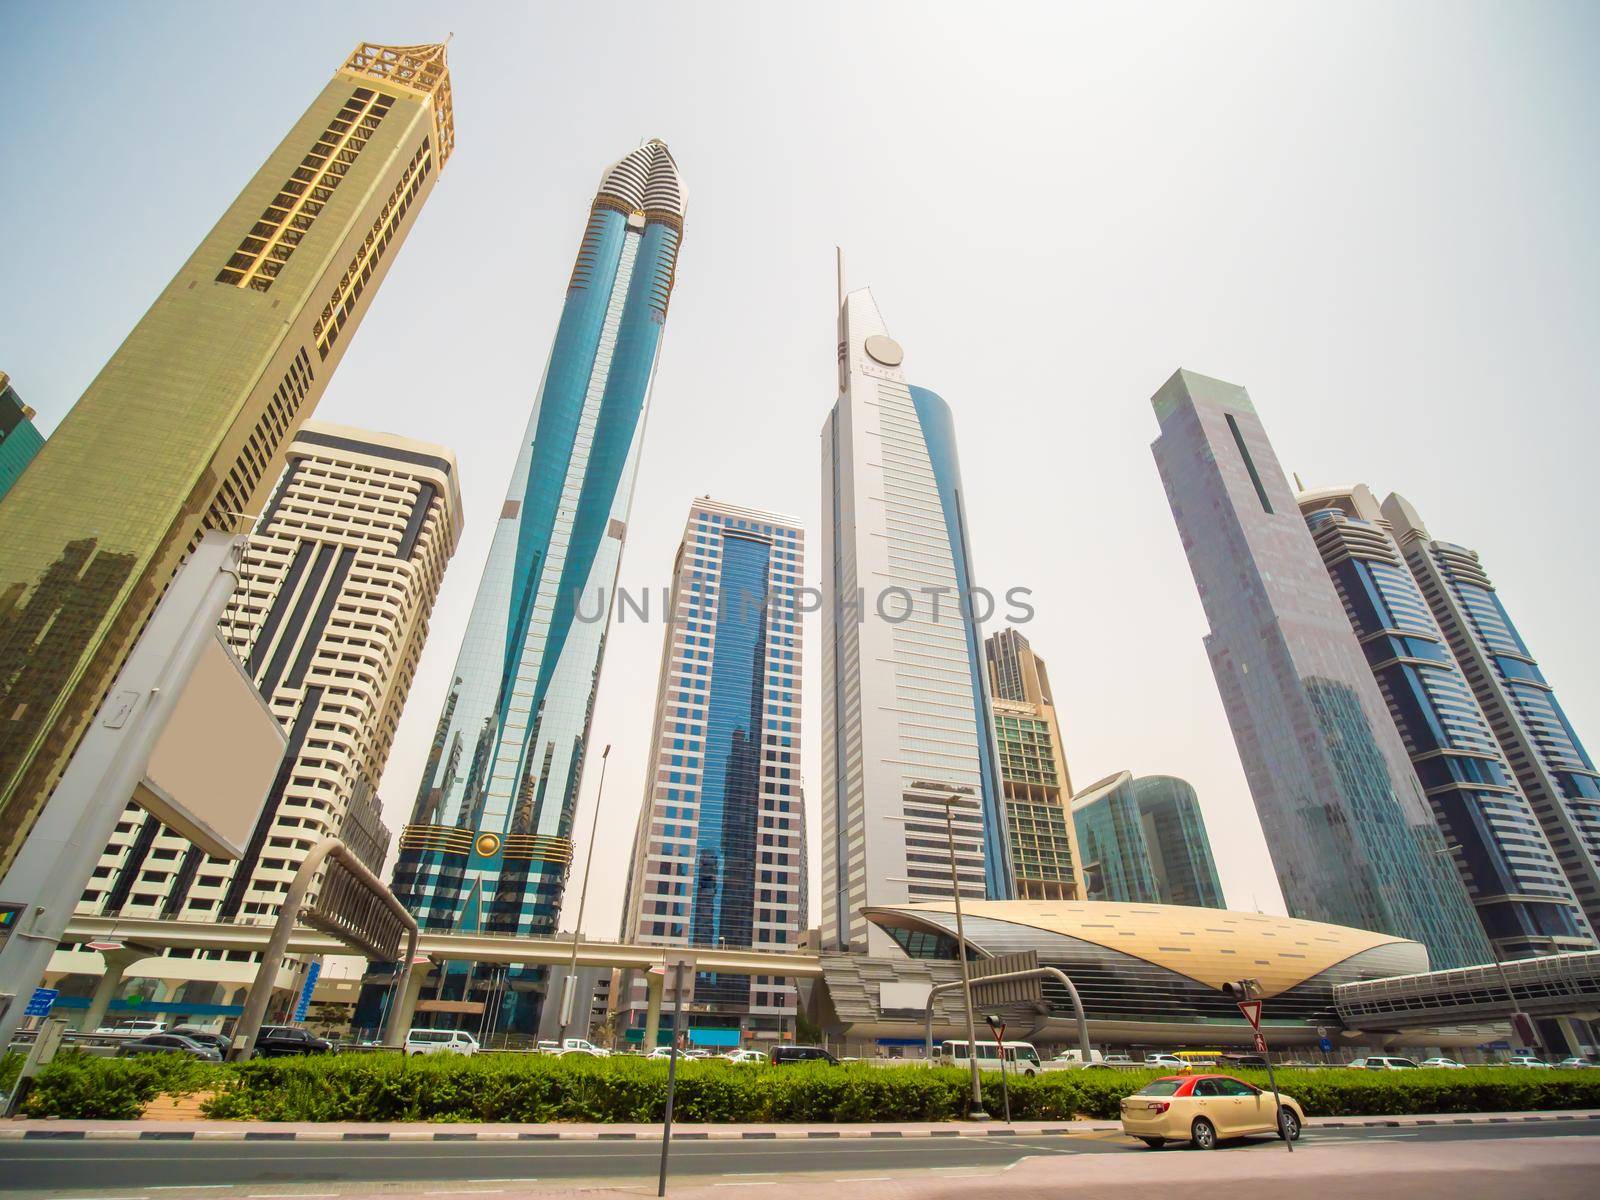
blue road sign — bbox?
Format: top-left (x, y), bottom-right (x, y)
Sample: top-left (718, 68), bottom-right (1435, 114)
top-left (292, 962), bottom-right (321, 1023)
top-left (24, 987), bottom-right (58, 1017)
top-left (1318, 1037), bottom-right (1333, 1053)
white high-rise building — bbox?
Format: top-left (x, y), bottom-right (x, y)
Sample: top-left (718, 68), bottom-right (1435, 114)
top-left (52, 421), bottom-right (462, 1025)
top-left (617, 498), bottom-right (805, 1040)
top-left (819, 284), bottom-right (1011, 955)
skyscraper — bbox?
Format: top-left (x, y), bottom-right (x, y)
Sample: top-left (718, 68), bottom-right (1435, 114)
top-left (820, 282), bottom-right (1011, 954)
top-left (62, 421), bottom-right (461, 1016)
top-left (1383, 493), bottom-right (1600, 942)
top-left (391, 142), bottom-right (685, 1027)
top-left (616, 499), bottom-right (805, 1040)
top-left (984, 628), bottom-right (1082, 900)
top-left (0, 42), bottom-right (454, 878)
top-left (1131, 775), bottom-right (1225, 909)
top-left (1070, 772), bottom-right (1160, 904)
top-left (1151, 369), bottom-right (1489, 968)
top-left (1297, 485), bottom-right (1591, 957)
top-left (0, 372), bottom-right (44, 501)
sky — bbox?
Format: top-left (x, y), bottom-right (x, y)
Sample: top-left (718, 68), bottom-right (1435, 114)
top-left (3, 0), bottom-right (1598, 943)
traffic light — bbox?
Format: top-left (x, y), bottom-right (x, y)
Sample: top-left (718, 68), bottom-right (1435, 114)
top-left (1221, 978), bottom-right (1263, 1000)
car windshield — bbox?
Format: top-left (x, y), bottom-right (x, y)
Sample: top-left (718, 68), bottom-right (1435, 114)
top-left (1136, 1079), bottom-right (1184, 1096)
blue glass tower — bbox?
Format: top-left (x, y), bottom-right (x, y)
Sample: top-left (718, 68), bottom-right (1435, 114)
top-left (1384, 493), bottom-right (1600, 945)
top-left (618, 500), bottom-right (805, 1037)
top-left (1299, 486), bottom-right (1592, 958)
top-left (391, 143), bottom-right (685, 1027)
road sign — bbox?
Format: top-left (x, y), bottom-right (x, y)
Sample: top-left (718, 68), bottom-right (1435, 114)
top-left (1253, 1031), bottom-right (1268, 1054)
top-left (23, 987), bottom-right (57, 1018)
top-left (1237, 998), bottom-right (1262, 1029)
top-left (1318, 1037), bottom-right (1333, 1053)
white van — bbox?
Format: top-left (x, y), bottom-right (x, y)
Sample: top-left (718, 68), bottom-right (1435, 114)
top-left (937, 1039), bottom-right (1043, 1077)
top-left (404, 1028), bottom-right (480, 1057)
top-left (1045, 1048), bottom-right (1108, 1070)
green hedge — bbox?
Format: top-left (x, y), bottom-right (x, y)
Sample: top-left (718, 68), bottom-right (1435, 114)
top-left (18, 1053), bottom-right (1600, 1123)
top-left (22, 1050), bottom-right (224, 1120)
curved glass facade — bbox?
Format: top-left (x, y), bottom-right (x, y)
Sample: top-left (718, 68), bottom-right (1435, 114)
top-left (389, 143), bottom-right (684, 1031)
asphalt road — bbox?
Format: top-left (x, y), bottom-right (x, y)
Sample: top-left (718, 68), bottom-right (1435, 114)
top-left (5, 1118), bottom-right (1599, 1194)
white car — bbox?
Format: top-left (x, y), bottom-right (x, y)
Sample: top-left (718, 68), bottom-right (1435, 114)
top-left (1420, 1057), bottom-right (1466, 1069)
top-left (96, 1020), bottom-right (166, 1036)
top-left (557, 1038), bottom-right (611, 1057)
top-left (1556, 1057), bottom-right (1594, 1069)
top-left (1506, 1056), bottom-right (1550, 1069)
top-left (1347, 1056), bottom-right (1420, 1070)
top-left (724, 1049), bottom-right (767, 1065)
top-left (405, 1028), bottom-right (480, 1057)
top-left (1144, 1053), bottom-right (1187, 1069)
top-left (646, 1046), bottom-right (679, 1060)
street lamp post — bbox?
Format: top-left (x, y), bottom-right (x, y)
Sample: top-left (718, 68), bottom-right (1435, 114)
top-left (939, 793), bottom-right (987, 1120)
top-left (559, 743), bottom-right (611, 1046)
top-left (1434, 843), bottom-right (1538, 1054)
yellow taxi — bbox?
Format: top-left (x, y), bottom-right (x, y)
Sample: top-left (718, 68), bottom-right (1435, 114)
top-left (1119, 1074), bottom-right (1306, 1149)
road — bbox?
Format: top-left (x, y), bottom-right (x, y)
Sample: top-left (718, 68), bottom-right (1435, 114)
top-left (4, 1118), bottom-right (1599, 1196)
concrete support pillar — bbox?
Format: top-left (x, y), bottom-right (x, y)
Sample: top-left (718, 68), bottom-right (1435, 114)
top-left (81, 948), bottom-right (152, 1032)
top-left (644, 970), bottom-right (663, 1051)
top-left (387, 962), bottom-right (432, 1043)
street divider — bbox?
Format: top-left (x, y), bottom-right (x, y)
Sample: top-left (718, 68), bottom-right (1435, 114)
top-left (14, 1051), bottom-right (1600, 1123)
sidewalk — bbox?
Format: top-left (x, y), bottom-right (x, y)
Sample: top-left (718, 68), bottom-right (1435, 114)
top-left (4, 1109), bottom-right (1597, 1140)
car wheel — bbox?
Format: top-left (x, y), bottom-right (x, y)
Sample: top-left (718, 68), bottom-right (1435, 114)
top-left (1139, 1137), bottom-right (1167, 1149)
top-left (1278, 1109), bottom-right (1301, 1141)
top-left (1190, 1118), bottom-right (1218, 1150)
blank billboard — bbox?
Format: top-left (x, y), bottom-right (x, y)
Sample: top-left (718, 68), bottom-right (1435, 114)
top-left (134, 633), bottom-right (285, 859)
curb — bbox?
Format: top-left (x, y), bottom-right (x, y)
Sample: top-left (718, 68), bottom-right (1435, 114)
top-left (2, 1112), bottom-right (1595, 1142)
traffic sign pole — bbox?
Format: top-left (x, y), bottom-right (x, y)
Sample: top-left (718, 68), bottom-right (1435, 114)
top-left (1238, 999), bottom-right (1291, 1155)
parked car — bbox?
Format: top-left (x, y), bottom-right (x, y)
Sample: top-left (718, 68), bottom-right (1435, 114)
top-left (1506, 1056), bottom-right (1550, 1069)
top-left (169, 1026), bottom-right (232, 1055)
top-left (645, 1046), bottom-right (680, 1060)
top-left (1120, 1074), bottom-right (1304, 1150)
top-left (1420, 1057), bottom-right (1466, 1069)
top-left (405, 1028), bottom-right (480, 1057)
top-left (1346, 1056), bottom-right (1419, 1070)
top-left (1103, 1053), bottom-right (1134, 1066)
top-left (557, 1038), bottom-right (611, 1057)
top-left (95, 1019), bottom-right (167, 1036)
top-left (1144, 1053), bottom-right (1188, 1070)
top-left (118, 1033), bottom-right (222, 1061)
top-left (253, 1025), bottom-right (333, 1057)
top-left (724, 1049), bottom-right (768, 1065)
top-left (771, 1045), bottom-right (839, 1066)
top-left (1046, 1048), bottom-right (1109, 1070)
top-left (1217, 1053), bottom-right (1269, 1070)
top-left (1556, 1057), bottom-right (1594, 1069)
top-left (536, 1040), bottom-right (562, 1055)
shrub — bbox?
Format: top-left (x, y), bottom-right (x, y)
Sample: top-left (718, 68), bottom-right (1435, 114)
top-left (17, 1053), bottom-right (1600, 1123)
top-left (23, 1050), bottom-right (225, 1120)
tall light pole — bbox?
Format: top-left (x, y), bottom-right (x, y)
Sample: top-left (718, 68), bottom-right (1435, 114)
top-left (1434, 842), bottom-right (1538, 1056)
top-left (939, 793), bottom-right (987, 1119)
top-left (559, 743), bottom-right (611, 1045)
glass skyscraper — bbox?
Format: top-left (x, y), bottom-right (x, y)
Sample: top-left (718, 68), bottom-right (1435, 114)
top-left (0, 372), bottom-right (44, 501)
top-left (1132, 775), bottom-right (1225, 909)
top-left (1071, 772), bottom-right (1160, 904)
top-left (617, 499), bottom-right (805, 1040)
top-left (1383, 493), bottom-right (1600, 942)
top-left (1298, 485), bottom-right (1591, 957)
top-left (0, 42), bottom-right (454, 879)
top-left (820, 283), bottom-right (1011, 954)
top-left (1151, 369), bottom-right (1489, 968)
top-left (391, 141), bottom-right (685, 1013)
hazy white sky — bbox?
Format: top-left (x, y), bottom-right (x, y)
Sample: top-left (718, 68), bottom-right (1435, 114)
top-left (4, 1), bottom-right (1597, 938)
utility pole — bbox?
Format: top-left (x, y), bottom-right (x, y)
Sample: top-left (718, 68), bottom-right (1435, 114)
top-left (939, 794), bottom-right (987, 1120)
top-left (559, 744), bottom-right (610, 1045)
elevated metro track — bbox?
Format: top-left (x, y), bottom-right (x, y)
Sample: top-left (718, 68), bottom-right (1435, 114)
top-left (62, 915), bottom-right (825, 979)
